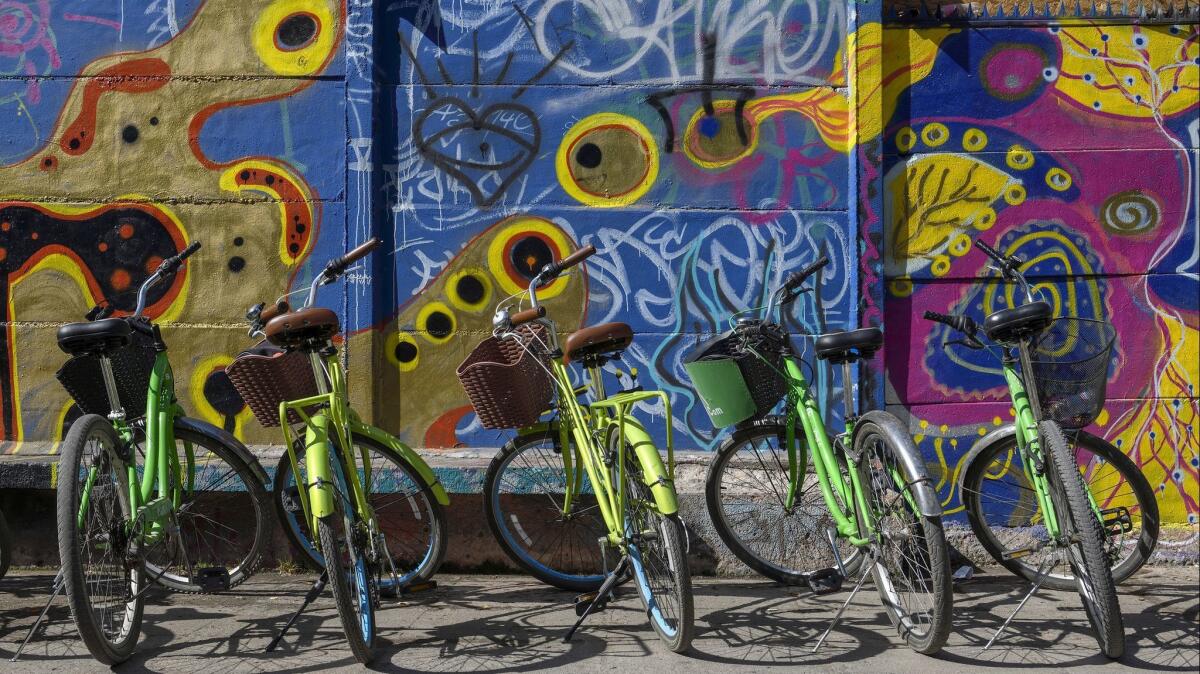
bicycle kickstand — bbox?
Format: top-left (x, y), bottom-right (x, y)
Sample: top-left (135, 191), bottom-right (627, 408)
top-left (812, 555), bottom-right (874, 653)
top-left (983, 553), bottom-right (1059, 652)
top-left (265, 571), bottom-right (328, 653)
top-left (12, 567), bottom-right (66, 662)
top-left (563, 555), bottom-right (629, 643)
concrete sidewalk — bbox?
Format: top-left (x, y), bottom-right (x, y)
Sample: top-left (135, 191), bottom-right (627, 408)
top-left (1, 568), bottom-right (1195, 673)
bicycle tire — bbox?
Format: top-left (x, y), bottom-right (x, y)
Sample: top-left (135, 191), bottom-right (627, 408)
top-left (274, 432), bottom-right (447, 592)
top-left (483, 430), bottom-right (611, 592)
top-left (962, 428), bottom-right (1158, 590)
top-left (1041, 420), bottom-right (1125, 658)
top-left (143, 422), bottom-right (272, 593)
top-left (0, 507), bottom-right (10, 580)
top-left (317, 509), bottom-right (375, 664)
top-left (56, 414), bottom-right (145, 665)
top-left (854, 415), bottom-right (952, 655)
top-left (705, 417), bottom-right (863, 584)
top-left (615, 428), bottom-right (694, 653)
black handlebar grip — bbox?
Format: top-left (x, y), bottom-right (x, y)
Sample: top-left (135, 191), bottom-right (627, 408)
top-left (784, 256), bottom-right (830, 292)
top-left (177, 241), bottom-right (202, 261)
top-left (158, 240), bottom-right (202, 276)
top-left (924, 310), bottom-right (978, 335)
top-left (974, 239), bottom-right (1005, 263)
top-left (326, 237), bottom-right (382, 276)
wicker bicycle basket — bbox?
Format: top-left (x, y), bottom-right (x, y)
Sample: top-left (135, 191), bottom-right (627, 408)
top-left (55, 327), bottom-right (158, 419)
top-left (225, 346), bottom-right (320, 427)
top-left (685, 326), bottom-right (788, 423)
top-left (1028, 317), bottom-right (1116, 429)
top-left (457, 324), bottom-right (553, 430)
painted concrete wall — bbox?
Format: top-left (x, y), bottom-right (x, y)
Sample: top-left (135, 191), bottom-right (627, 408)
top-left (0, 2), bottom-right (1196, 530)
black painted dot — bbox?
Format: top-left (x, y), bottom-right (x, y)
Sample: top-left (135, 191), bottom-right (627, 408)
top-left (456, 275), bottom-right (486, 305)
top-left (277, 13), bottom-right (318, 49)
top-left (68, 138), bottom-right (80, 150)
top-left (228, 256), bottom-right (245, 272)
top-left (233, 236), bottom-right (244, 246)
top-left (295, 223), bottom-right (306, 233)
top-left (43, 158), bottom-right (52, 166)
top-left (289, 243), bottom-right (300, 254)
top-left (203, 371), bottom-right (246, 416)
top-left (265, 175), bottom-right (275, 186)
top-left (122, 125), bottom-right (139, 143)
top-left (240, 170), bottom-right (250, 181)
top-left (576, 142), bottom-right (603, 169)
top-left (479, 142), bottom-right (490, 153)
top-left (149, 116), bottom-right (159, 126)
top-left (510, 237), bottom-right (553, 279)
top-left (394, 341), bottom-right (417, 364)
top-left (425, 311), bottom-right (453, 339)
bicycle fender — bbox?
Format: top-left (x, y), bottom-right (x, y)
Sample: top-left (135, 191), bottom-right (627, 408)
top-left (955, 424), bottom-right (1019, 501)
top-left (617, 418), bottom-right (679, 516)
top-left (305, 414), bottom-right (336, 519)
top-left (173, 416), bottom-right (269, 487)
top-left (854, 411), bottom-right (942, 518)
top-left (351, 424), bottom-right (450, 506)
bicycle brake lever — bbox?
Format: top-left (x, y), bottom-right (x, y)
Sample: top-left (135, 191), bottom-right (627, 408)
top-left (945, 338), bottom-right (985, 351)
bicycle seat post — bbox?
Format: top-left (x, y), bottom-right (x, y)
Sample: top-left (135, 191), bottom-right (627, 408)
top-left (841, 360), bottom-right (855, 421)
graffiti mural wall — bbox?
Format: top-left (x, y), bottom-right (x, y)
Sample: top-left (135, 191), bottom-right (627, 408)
top-left (375, 0), bottom-right (863, 451)
top-left (0, 0), bottom-right (347, 447)
top-left (876, 23), bottom-right (1199, 528)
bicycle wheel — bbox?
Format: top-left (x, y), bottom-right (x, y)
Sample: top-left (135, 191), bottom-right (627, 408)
top-left (961, 427), bottom-right (1158, 590)
top-left (274, 432), bottom-right (447, 593)
top-left (614, 428), bottom-right (694, 653)
top-left (855, 416), bottom-right (952, 655)
top-left (56, 414), bottom-right (145, 665)
top-left (484, 430), bottom-right (610, 592)
top-left (0, 508), bottom-right (10, 580)
top-left (1041, 420), bottom-right (1124, 658)
top-left (318, 453), bottom-right (376, 664)
top-left (706, 417), bottom-right (862, 584)
top-left (142, 422), bottom-right (272, 593)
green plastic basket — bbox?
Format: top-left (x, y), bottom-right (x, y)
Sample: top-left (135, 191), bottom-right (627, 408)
top-left (685, 357), bottom-right (757, 428)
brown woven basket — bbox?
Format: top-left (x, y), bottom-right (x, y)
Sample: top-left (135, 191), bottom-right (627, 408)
top-left (225, 347), bottom-right (320, 427)
top-left (457, 324), bottom-right (553, 429)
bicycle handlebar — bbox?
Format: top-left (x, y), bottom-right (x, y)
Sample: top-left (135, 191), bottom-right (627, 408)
top-left (325, 237), bottom-right (382, 278)
top-left (133, 241), bottom-right (202, 317)
top-left (539, 244), bottom-right (595, 285)
top-left (509, 306), bottom-right (545, 328)
top-left (923, 310), bottom-right (980, 338)
top-left (783, 256), bottom-right (829, 293)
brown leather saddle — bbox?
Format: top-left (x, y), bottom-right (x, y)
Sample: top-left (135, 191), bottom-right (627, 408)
top-left (263, 307), bottom-right (340, 349)
top-left (564, 322), bottom-right (634, 364)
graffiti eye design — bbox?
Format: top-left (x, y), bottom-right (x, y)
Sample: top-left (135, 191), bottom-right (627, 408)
top-left (447, 268), bottom-right (492, 312)
top-left (557, 113), bottom-right (658, 207)
top-left (386, 332), bottom-right (419, 372)
top-left (683, 107), bottom-right (757, 167)
top-left (417, 302), bottom-right (456, 344)
top-left (276, 13), bottom-right (319, 51)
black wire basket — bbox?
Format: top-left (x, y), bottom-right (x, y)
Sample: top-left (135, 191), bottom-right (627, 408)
top-left (1029, 317), bottom-right (1116, 429)
top-left (55, 328), bottom-right (158, 419)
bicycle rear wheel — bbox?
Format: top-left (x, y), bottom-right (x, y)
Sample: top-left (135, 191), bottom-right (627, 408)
top-left (142, 422), bottom-right (272, 593)
top-left (706, 417), bottom-right (862, 584)
top-left (56, 414), bottom-right (145, 665)
top-left (274, 432), bottom-right (447, 593)
top-left (615, 429), bottom-right (693, 653)
top-left (1041, 420), bottom-right (1124, 658)
top-left (484, 430), bottom-right (610, 592)
top-left (318, 452), bottom-right (376, 664)
top-left (961, 427), bottom-right (1157, 590)
top-left (855, 416), bottom-right (952, 655)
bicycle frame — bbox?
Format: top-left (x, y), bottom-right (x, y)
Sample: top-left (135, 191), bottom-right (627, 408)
top-left (1001, 343), bottom-right (1065, 540)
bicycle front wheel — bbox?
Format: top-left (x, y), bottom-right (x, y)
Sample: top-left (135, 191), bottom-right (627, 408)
top-left (855, 416), bottom-right (952, 655)
top-left (274, 432), bottom-right (447, 593)
top-left (318, 451), bottom-right (376, 664)
top-left (483, 430), bottom-right (610, 592)
top-left (615, 429), bottom-right (693, 653)
top-left (962, 427), bottom-right (1157, 590)
top-left (142, 422), bottom-right (272, 593)
top-left (1041, 421), bottom-right (1124, 658)
top-left (56, 414), bottom-right (144, 665)
top-left (706, 417), bottom-right (862, 584)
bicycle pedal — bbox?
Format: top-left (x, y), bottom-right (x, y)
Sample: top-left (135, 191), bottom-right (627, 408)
top-left (574, 591), bottom-right (608, 616)
top-left (399, 580), bottom-right (438, 595)
top-left (282, 486), bottom-right (302, 514)
top-left (806, 567), bottom-right (844, 595)
top-left (194, 567), bottom-right (231, 592)
top-left (1000, 545), bottom-right (1037, 561)
top-left (1100, 506), bottom-right (1133, 535)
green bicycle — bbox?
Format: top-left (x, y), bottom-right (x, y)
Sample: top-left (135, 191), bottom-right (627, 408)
top-left (924, 239), bottom-right (1124, 658)
top-left (54, 242), bottom-right (273, 665)
top-left (227, 237), bottom-right (450, 664)
top-left (688, 256), bottom-right (953, 655)
top-left (466, 245), bottom-right (694, 652)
